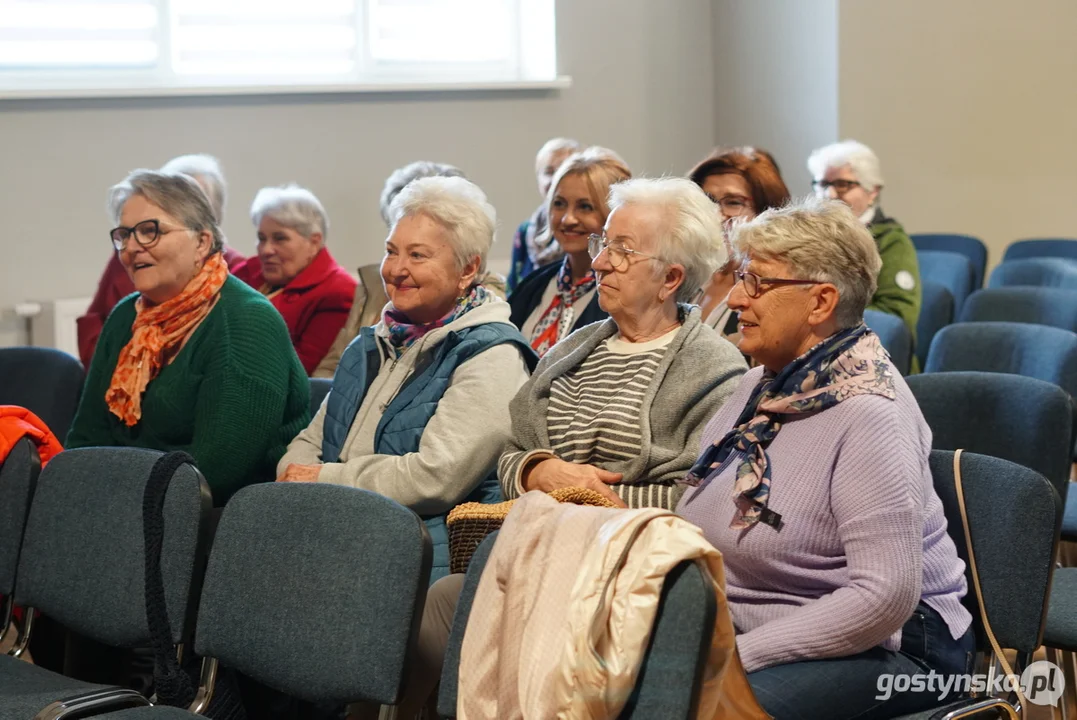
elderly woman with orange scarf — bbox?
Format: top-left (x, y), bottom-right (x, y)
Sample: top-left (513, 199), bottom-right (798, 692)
top-left (67, 169), bottom-right (311, 506)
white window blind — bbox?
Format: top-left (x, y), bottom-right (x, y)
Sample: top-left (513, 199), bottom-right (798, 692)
top-left (0, 0), bottom-right (559, 98)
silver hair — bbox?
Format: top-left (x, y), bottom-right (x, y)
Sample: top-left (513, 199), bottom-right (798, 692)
top-left (380, 161), bottom-right (465, 227)
top-left (607, 177), bottom-right (728, 304)
top-left (160, 153), bottom-right (227, 223)
top-left (534, 137), bottom-right (581, 173)
top-left (729, 195), bottom-right (882, 328)
top-left (250, 184), bottom-right (330, 241)
top-left (807, 140), bottom-right (884, 190)
top-left (108, 169), bottom-right (224, 255)
top-left (389, 176), bottom-right (496, 274)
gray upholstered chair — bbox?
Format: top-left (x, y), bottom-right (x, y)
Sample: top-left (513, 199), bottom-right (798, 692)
top-left (924, 322), bottom-right (1077, 399)
top-left (916, 281), bottom-right (954, 371)
top-left (894, 450), bottom-right (1061, 719)
top-left (308, 377), bottom-right (333, 417)
top-left (0, 438), bottom-right (41, 652)
top-left (911, 234), bottom-right (986, 291)
top-left (905, 372), bottom-right (1073, 498)
top-left (0, 347), bottom-right (85, 441)
top-left (0, 447), bottom-right (211, 720)
top-left (959, 287), bottom-right (1077, 333)
top-left (437, 531), bottom-right (721, 720)
top-left (989, 257), bottom-right (1077, 291)
top-left (917, 249), bottom-right (975, 315)
top-left (864, 309), bottom-right (913, 375)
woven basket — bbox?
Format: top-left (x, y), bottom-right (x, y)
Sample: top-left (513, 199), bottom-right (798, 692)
top-left (446, 487), bottom-right (619, 574)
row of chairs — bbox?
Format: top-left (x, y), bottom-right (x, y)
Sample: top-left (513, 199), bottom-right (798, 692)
top-left (0, 442), bottom-right (729, 718)
top-left (1, 445), bottom-right (432, 718)
top-left (0, 436), bottom-right (1062, 719)
top-left (912, 233), bottom-right (1077, 291)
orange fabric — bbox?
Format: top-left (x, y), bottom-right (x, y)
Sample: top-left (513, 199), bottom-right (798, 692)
top-left (0, 406), bottom-right (63, 467)
top-left (106, 253), bottom-right (228, 427)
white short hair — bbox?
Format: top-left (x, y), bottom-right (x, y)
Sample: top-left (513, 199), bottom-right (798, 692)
top-left (160, 153), bottom-right (227, 223)
top-left (389, 176), bottom-right (496, 274)
top-left (250, 184), bottom-right (329, 241)
top-left (379, 161), bottom-right (465, 227)
top-left (607, 177), bottom-right (728, 303)
top-left (535, 137), bottom-right (581, 173)
top-left (730, 195), bottom-right (882, 328)
top-left (807, 140), bottom-right (884, 190)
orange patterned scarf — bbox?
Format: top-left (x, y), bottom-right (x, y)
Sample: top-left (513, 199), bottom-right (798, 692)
top-left (106, 253), bottom-right (228, 426)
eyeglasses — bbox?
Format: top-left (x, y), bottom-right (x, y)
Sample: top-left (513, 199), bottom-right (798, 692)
top-left (707, 194), bottom-right (753, 217)
top-left (109, 219), bottom-right (189, 252)
top-left (811, 179), bottom-right (862, 196)
top-left (587, 233), bottom-right (662, 269)
top-left (735, 270), bottom-right (822, 298)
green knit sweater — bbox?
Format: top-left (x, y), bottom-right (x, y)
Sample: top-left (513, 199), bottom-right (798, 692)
top-left (67, 275), bottom-right (311, 505)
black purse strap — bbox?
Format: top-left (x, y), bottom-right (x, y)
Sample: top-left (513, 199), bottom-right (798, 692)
top-left (143, 450), bottom-right (198, 708)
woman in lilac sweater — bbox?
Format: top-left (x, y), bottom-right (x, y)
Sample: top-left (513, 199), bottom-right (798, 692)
top-left (678, 197), bottom-right (973, 720)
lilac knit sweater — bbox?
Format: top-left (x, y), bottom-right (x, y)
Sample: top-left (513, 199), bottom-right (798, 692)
top-left (677, 365), bottom-right (972, 674)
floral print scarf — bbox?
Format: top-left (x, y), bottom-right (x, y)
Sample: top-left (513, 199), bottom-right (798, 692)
top-left (383, 284), bottom-right (492, 358)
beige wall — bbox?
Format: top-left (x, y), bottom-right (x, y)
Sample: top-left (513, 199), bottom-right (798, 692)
top-left (0, 0), bottom-right (717, 346)
top-left (839, 0), bottom-right (1077, 266)
top-left (712, 0), bottom-right (839, 195)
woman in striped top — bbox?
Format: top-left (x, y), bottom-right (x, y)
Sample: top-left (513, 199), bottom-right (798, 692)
top-left (500, 177), bottom-right (748, 510)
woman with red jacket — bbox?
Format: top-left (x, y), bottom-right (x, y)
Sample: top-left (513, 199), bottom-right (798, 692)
top-left (233, 184), bottom-right (356, 374)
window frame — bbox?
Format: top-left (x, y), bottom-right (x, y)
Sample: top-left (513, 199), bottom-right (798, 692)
top-left (0, 0), bottom-right (566, 100)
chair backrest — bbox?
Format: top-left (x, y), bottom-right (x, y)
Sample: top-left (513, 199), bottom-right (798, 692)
top-left (192, 483), bottom-right (432, 706)
top-left (0, 438), bottom-right (41, 597)
top-left (929, 450), bottom-right (1060, 653)
top-left (917, 249), bottom-right (975, 315)
top-left (863, 309), bottom-right (912, 375)
top-left (14, 447), bottom-right (211, 647)
top-left (989, 257), bottom-right (1077, 290)
top-left (0, 347), bottom-right (85, 441)
top-left (437, 532), bottom-right (719, 720)
top-left (959, 287), bottom-right (1077, 333)
top-left (438, 531), bottom-right (499, 718)
top-left (924, 323), bottom-right (1077, 399)
top-left (1003, 238), bottom-right (1077, 263)
top-left (911, 233), bottom-right (987, 289)
top-left (308, 377), bottom-right (333, 417)
top-left (915, 281), bottom-right (954, 370)
top-left (907, 372), bottom-right (1073, 497)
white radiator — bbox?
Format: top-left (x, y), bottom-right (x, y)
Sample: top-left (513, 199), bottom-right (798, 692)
top-left (16, 298), bottom-right (92, 359)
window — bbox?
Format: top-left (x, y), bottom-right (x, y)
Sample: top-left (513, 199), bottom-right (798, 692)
top-left (0, 0), bottom-right (560, 98)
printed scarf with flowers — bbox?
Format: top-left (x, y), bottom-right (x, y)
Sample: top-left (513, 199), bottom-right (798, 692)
top-left (683, 324), bottom-right (895, 530)
top-left (529, 257), bottom-right (596, 356)
top-left (383, 284), bottom-right (493, 358)
top-left (106, 252), bottom-right (228, 427)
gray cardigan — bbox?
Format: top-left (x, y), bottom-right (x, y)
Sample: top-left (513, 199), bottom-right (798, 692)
top-left (499, 306), bottom-right (747, 505)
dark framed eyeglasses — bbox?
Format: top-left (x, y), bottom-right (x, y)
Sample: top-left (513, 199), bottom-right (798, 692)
top-left (811, 179), bottom-right (862, 196)
top-left (108, 219), bottom-right (188, 252)
top-left (707, 194), bottom-right (753, 217)
top-left (735, 270), bottom-right (823, 298)
top-left (587, 233), bottom-right (661, 269)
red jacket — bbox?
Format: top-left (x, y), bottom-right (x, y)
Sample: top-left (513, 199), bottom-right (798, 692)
top-left (0, 406), bottom-right (63, 468)
top-left (76, 247), bottom-right (246, 369)
top-left (233, 248), bottom-right (357, 375)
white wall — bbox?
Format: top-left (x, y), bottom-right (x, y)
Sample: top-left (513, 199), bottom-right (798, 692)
top-left (839, 0), bottom-right (1077, 264)
top-left (0, 0), bottom-right (717, 347)
top-left (712, 0), bottom-right (839, 195)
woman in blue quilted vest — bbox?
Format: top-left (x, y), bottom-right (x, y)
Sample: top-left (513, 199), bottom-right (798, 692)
top-left (276, 176), bottom-right (536, 581)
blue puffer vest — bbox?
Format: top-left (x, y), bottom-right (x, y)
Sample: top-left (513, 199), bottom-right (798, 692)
top-left (322, 322), bottom-right (537, 583)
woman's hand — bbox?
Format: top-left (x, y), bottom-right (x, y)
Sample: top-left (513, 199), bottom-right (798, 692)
top-left (276, 463), bottom-right (323, 483)
top-left (522, 457), bottom-right (627, 507)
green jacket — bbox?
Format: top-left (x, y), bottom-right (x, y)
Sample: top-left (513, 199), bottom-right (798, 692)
top-left (67, 274), bottom-right (311, 505)
top-left (869, 210), bottom-right (921, 344)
